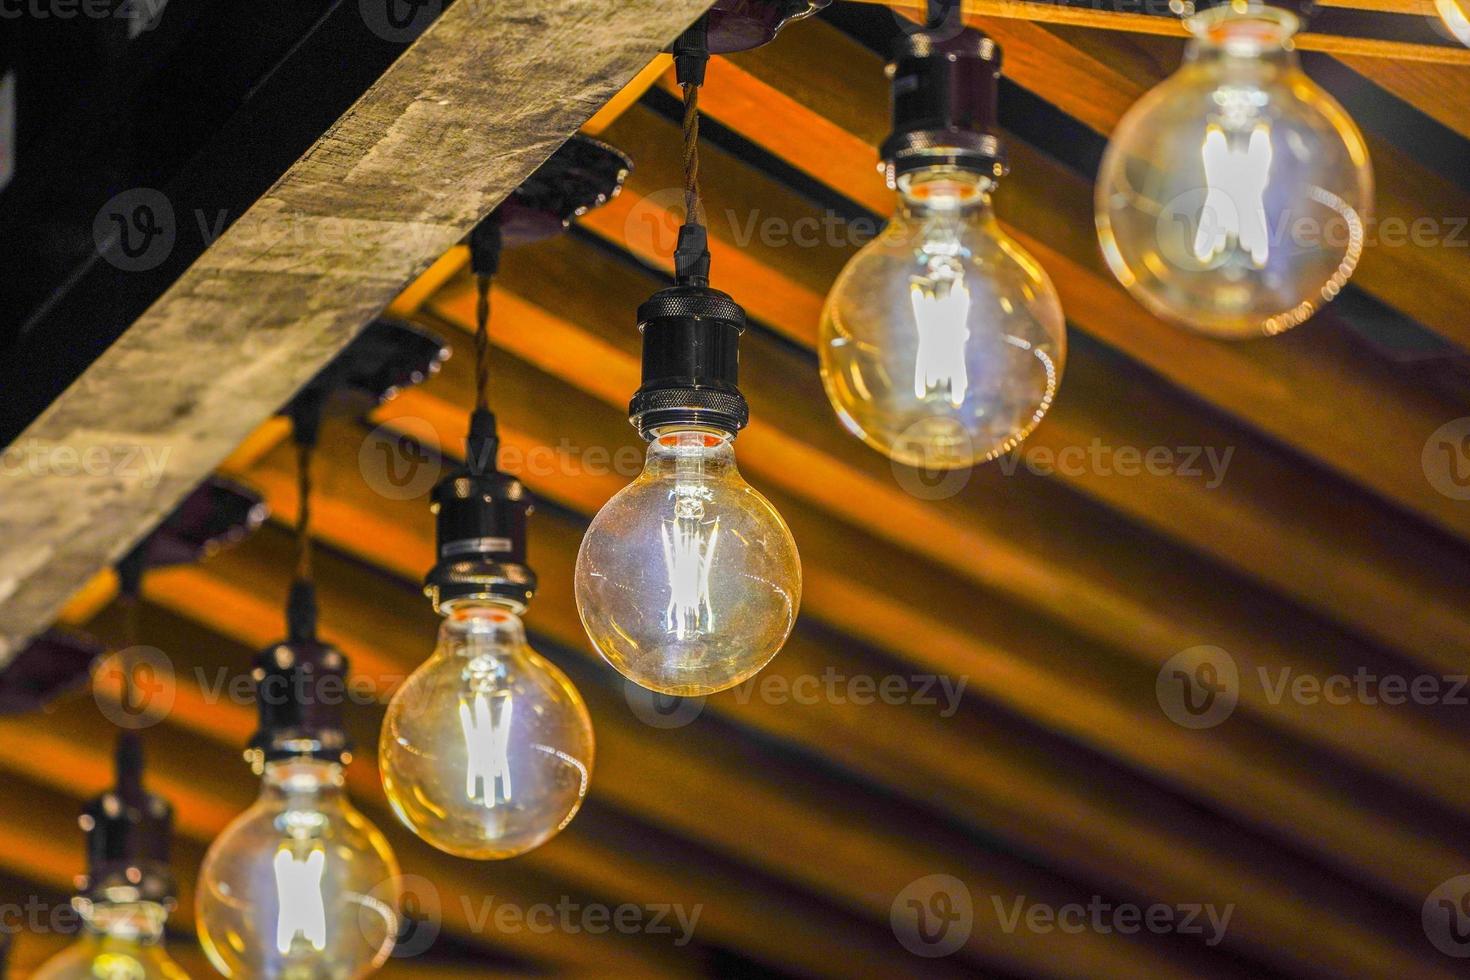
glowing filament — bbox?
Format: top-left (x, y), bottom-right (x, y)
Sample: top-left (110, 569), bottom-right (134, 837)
top-left (1195, 123), bottom-right (1273, 266)
top-left (272, 848), bottom-right (327, 955)
top-left (460, 691), bottom-right (514, 806)
top-left (910, 275), bottom-right (971, 408)
top-left (662, 499), bottom-right (718, 640)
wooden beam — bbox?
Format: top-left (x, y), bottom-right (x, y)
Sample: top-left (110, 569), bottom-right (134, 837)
top-left (0, 0), bottom-right (715, 664)
top-left (856, 0), bottom-right (1470, 63)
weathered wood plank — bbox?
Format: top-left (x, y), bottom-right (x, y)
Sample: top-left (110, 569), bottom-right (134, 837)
top-left (0, 0), bottom-right (713, 663)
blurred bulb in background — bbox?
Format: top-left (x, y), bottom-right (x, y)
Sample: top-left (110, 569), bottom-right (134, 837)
top-left (1437, 0), bottom-right (1470, 45)
top-left (1096, 0), bottom-right (1373, 338)
top-left (196, 759), bottom-right (399, 979)
top-left (36, 735), bottom-right (186, 980)
top-left (576, 427), bottom-right (800, 696)
top-left (380, 603), bottom-right (593, 860)
top-left (36, 900), bottom-right (187, 980)
top-left (820, 168), bottom-right (1064, 469)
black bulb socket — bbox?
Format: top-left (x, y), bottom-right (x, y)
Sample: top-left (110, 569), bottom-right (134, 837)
top-left (880, 27), bottom-right (1007, 188)
top-left (77, 738), bottom-right (175, 907)
top-left (424, 410), bottom-right (537, 613)
top-left (629, 284), bottom-right (749, 440)
top-left (247, 583), bottom-right (352, 769)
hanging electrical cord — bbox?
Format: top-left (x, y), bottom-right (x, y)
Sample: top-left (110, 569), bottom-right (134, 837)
top-left (287, 395), bottom-right (323, 643)
top-left (672, 16), bottom-right (712, 285)
top-left (113, 547), bottom-right (147, 763)
top-left (466, 217), bottom-right (504, 477)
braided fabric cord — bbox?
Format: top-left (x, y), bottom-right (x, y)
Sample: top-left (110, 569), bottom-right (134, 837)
top-left (682, 82), bottom-right (704, 227)
top-left (474, 273), bottom-right (491, 412)
top-left (295, 439), bottom-right (313, 581)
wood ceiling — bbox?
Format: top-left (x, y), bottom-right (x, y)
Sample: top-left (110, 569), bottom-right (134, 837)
top-left (5, 2), bottom-right (1470, 977)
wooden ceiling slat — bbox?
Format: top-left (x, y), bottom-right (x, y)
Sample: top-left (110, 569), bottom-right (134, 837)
top-left (236, 407), bottom-right (1455, 977)
top-left (48, 603), bottom-right (943, 980)
top-left (953, 16), bottom-right (1470, 362)
top-left (858, 0), bottom-right (1470, 64)
top-left (686, 21), bottom-right (1470, 558)
top-left (138, 528), bottom-right (1220, 980)
top-left (530, 113), bottom-right (1470, 817)
top-left (0, 698), bottom-right (689, 976)
top-left (415, 265), bottom-right (1470, 914)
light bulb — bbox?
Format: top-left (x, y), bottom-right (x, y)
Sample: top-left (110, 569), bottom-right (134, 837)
top-left (820, 169), bottom-right (1065, 468)
top-left (196, 759), bottom-right (400, 979)
top-left (1096, 2), bottom-right (1373, 338)
top-left (34, 901), bottom-right (188, 980)
top-left (379, 603), bottom-right (593, 860)
top-left (575, 427), bottom-right (801, 696)
top-left (1439, 0), bottom-right (1470, 45)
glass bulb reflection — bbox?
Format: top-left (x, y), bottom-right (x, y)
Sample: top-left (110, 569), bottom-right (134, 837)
top-left (576, 428), bottom-right (800, 696)
top-left (34, 901), bottom-right (188, 980)
top-left (196, 759), bottom-right (399, 979)
top-left (1438, 0), bottom-right (1470, 46)
top-left (380, 604), bottom-right (593, 860)
top-left (819, 170), bottom-right (1065, 470)
top-left (1095, 3), bottom-right (1372, 338)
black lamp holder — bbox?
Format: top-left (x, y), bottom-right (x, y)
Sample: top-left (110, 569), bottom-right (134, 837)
top-left (626, 15), bottom-right (751, 442)
top-left (880, 27), bottom-right (1007, 188)
top-left (703, 0), bottom-right (831, 54)
top-left (424, 134), bottom-right (633, 614)
top-left (75, 735), bottom-right (176, 909)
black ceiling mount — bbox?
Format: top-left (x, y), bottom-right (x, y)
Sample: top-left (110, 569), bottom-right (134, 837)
top-left (119, 477), bottom-right (269, 582)
top-left (477, 133), bottom-right (634, 248)
top-left (705, 0), bottom-right (832, 53)
top-left (0, 629), bottom-right (103, 716)
top-left (280, 317), bottom-right (451, 431)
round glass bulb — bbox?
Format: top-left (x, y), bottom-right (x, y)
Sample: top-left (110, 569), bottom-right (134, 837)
top-left (575, 427), bottom-right (801, 696)
top-left (1437, 0), bottom-right (1470, 46)
top-left (196, 759), bottom-right (400, 979)
top-left (379, 603), bottom-right (593, 860)
top-left (819, 169), bottom-right (1065, 469)
top-left (1095, 4), bottom-right (1373, 338)
top-left (34, 901), bottom-right (188, 980)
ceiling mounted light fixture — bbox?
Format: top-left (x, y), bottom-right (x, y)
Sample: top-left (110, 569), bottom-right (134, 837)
top-left (1096, 0), bottom-right (1373, 338)
top-left (196, 401), bottom-right (401, 980)
top-left (379, 134), bottom-right (630, 861)
top-left (576, 15), bottom-right (802, 698)
top-left (819, 25), bottom-right (1065, 470)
